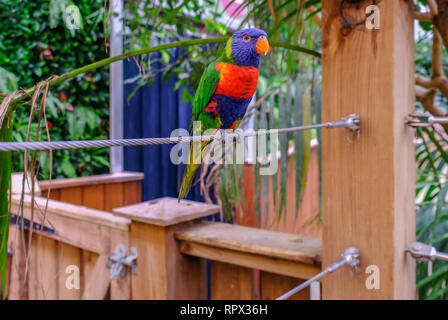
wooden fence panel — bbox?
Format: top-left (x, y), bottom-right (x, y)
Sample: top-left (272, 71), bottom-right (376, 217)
top-left (57, 243), bottom-right (82, 300)
top-left (83, 185), bottom-right (105, 210)
top-left (176, 221), bottom-right (322, 300)
top-left (210, 262), bottom-right (253, 299)
top-left (38, 172), bottom-right (144, 211)
top-left (260, 272), bottom-right (309, 300)
top-left (7, 192), bottom-right (132, 300)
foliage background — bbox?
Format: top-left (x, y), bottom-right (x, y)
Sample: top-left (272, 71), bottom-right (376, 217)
top-left (0, 0), bottom-right (110, 179)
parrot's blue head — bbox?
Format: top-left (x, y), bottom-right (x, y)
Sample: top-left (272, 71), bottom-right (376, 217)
top-left (226, 28), bottom-right (269, 68)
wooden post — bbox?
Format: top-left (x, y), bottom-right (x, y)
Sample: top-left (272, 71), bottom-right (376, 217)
top-left (112, 197), bottom-right (220, 299)
top-left (321, 0), bottom-right (416, 299)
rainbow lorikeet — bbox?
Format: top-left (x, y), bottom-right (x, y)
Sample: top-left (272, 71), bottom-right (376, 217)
top-left (178, 28), bottom-right (269, 200)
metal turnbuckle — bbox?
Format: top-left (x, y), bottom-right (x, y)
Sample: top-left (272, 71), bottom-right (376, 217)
top-left (406, 242), bottom-right (448, 262)
top-left (327, 114), bottom-right (361, 132)
top-left (276, 247), bottom-right (360, 300)
top-left (406, 112), bottom-right (448, 128)
top-left (106, 244), bottom-right (138, 280)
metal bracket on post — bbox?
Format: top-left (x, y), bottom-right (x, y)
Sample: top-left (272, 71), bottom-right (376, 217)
top-left (406, 242), bottom-right (448, 262)
top-left (406, 112), bottom-right (448, 128)
top-left (276, 247), bottom-right (360, 300)
top-left (106, 244), bottom-right (138, 280)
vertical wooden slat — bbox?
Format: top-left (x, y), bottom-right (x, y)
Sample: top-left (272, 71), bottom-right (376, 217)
top-left (104, 183), bottom-right (124, 212)
top-left (34, 236), bottom-right (58, 299)
top-left (110, 229), bottom-right (132, 300)
top-left (46, 189), bottom-right (60, 201)
top-left (260, 271), bottom-right (309, 300)
top-left (321, 0), bottom-right (415, 299)
top-left (7, 226), bottom-right (28, 299)
top-left (130, 222), bottom-right (166, 299)
top-left (59, 187), bottom-right (83, 205)
top-left (27, 234), bottom-right (39, 300)
top-left (210, 261), bottom-right (253, 299)
top-left (123, 181), bottom-right (141, 206)
top-left (129, 221), bottom-right (207, 300)
top-left (58, 243), bottom-right (81, 299)
top-left (81, 254), bottom-right (110, 300)
top-left (82, 185), bottom-right (105, 210)
top-left (81, 250), bottom-right (99, 292)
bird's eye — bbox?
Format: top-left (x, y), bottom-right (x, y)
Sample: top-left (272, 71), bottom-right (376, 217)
top-left (243, 35), bottom-right (251, 42)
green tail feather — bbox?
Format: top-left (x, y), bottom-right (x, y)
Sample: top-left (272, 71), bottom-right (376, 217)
top-left (178, 163), bottom-right (200, 201)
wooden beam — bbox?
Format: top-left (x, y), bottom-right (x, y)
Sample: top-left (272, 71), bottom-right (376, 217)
top-left (176, 221), bottom-right (321, 265)
top-left (11, 195), bottom-right (130, 255)
top-left (81, 254), bottom-right (110, 300)
top-left (179, 240), bottom-right (320, 281)
top-left (321, 0), bottom-right (416, 299)
top-left (38, 172), bottom-right (144, 190)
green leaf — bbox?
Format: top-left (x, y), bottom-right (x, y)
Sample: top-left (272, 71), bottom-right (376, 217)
top-left (181, 88), bottom-right (193, 104)
top-left (0, 115), bottom-right (13, 298)
top-left (60, 155), bottom-right (77, 177)
top-left (0, 67), bottom-right (18, 94)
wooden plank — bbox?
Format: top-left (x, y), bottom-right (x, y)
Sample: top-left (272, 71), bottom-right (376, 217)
top-left (27, 233), bottom-right (39, 300)
top-left (12, 194), bottom-right (130, 230)
top-left (7, 226), bottom-right (28, 299)
top-left (104, 183), bottom-right (124, 212)
top-left (130, 222), bottom-right (167, 299)
top-left (80, 250), bottom-right (99, 294)
top-left (58, 243), bottom-right (81, 300)
top-left (59, 187), bottom-right (83, 205)
top-left (180, 241), bottom-right (320, 280)
top-left (47, 189), bottom-right (60, 201)
top-left (81, 254), bottom-right (110, 300)
top-left (321, 0), bottom-right (415, 299)
top-left (123, 181), bottom-right (141, 206)
top-left (11, 172), bottom-right (42, 196)
top-left (176, 221), bottom-right (321, 266)
top-left (39, 172), bottom-right (144, 190)
top-left (130, 221), bottom-right (206, 300)
top-left (165, 223), bottom-right (206, 300)
top-left (210, 261), bottom-right (253, 299)
top-left (110, 229), bottom-right (132, 300)
top-left (11, 195), bottom-right (130, 255)
top-left (260, 271), bottom-right (309, 300)
top-left (82, 185), bottom-right (105, 210)
top-left (34, 236), bottom-right (58, 299)
top-left (113, 197), bottom-right (220, 227)
top-left (235, 164), bottom-right (256, 227)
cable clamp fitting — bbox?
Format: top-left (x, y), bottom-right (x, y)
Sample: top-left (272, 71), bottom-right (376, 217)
top-left (406, 242), bottom-right (448, 262)
top-left (406, 112), bottom-right (448, 128)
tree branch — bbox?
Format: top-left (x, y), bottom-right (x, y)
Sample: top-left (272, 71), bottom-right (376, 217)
top-left (0, 37), bottom-right (321, 125)
top-left (416, 85), bottom-right (448, 132)
top-left (414, 12), bottom-right (433, 22)
top-left (434, 0), bottom-right (448, 53)
top-left (432, 28), bottom-right (444, 79)
top-left (306, 6), bottom-right (321, 27)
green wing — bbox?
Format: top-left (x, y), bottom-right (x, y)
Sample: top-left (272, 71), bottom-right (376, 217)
top-left (189, 61), bottom-right (220, 133)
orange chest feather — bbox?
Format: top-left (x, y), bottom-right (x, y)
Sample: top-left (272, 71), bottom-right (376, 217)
top-left (214, 62), bottom-right (259, 99)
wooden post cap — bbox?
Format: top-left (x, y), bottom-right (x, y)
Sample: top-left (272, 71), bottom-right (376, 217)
top-left (112, 197), bottom-right (220, 226)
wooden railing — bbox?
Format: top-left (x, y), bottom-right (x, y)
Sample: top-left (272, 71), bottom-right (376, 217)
top-left (176, 221), bottom-right (321, 299)
top-left (39, 172), bottom-right (143, 211)
top-left (7, 172), bottom-right (322, 300)
top-left (7, 172), bottom-right (142, 300)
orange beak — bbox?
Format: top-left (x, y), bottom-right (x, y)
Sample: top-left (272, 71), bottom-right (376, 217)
top-left (256, 37), bottom-right (269, 55)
